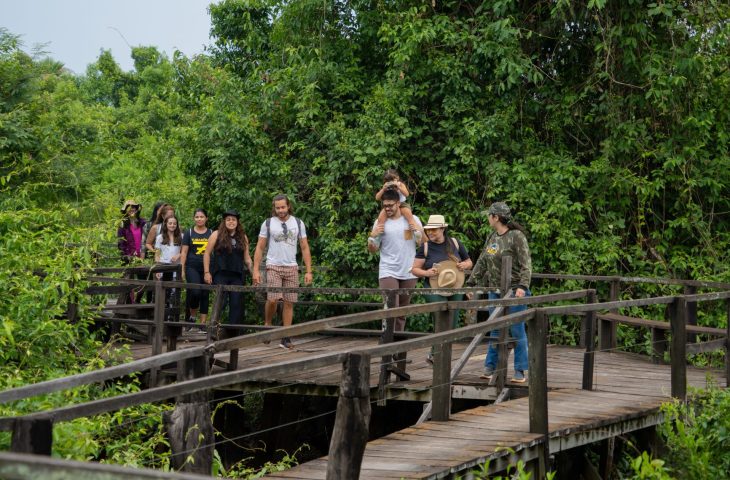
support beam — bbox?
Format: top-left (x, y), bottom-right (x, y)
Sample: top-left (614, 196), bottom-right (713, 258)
top-left (527, 309), bottom-right (549, 478)
top-left (670, 297), bottom-right (688, 401)
top-left (495, 256), bottom-right (512, 391)
top-left (600, 278), bottom-right (620, 350)
top-left (149, 281), bottom-right (165, 387)
top-left (431, 309), bottom-right (452, 421)
top-left (164, 355), bottom-right (213, 474)
top-left (11, 415), bottom-right (53, 455)
top-left (582, 290), bottom-right (597, 390)
top-left (684, 285), bottom-right (697, 344)
top-left (327, 352), bottom-right (371, 480)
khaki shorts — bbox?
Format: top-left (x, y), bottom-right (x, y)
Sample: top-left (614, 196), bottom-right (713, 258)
top-left (266, 265), bottom-right (299, 302)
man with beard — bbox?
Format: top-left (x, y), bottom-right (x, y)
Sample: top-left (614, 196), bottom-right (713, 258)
top-left (367, 188), bottom-right (423, 332)
top-left (253, 194), bottom-right (313, 349)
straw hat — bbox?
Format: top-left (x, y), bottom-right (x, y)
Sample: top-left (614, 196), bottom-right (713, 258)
top-left (423, 214), bottom-right (448, 230)
top-left (428, 260), bottom-right (465, 289)
top-left (120, 199), bottom-right (140, 213)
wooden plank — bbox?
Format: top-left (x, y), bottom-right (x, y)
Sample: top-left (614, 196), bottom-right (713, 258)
top-left (685, 338), bottom-right (727, 355)
top-left (0, 452), bottom-right (212, 479)
top-left (597, 313), bottom-right (725, 335)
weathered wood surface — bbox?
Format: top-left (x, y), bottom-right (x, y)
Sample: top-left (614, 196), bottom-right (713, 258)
top-left (0, 452), bottom-right (213, 479)
top-left (127, 337), bottom-right (722, 398)
top-left (258, 342), bottom-right (723, 479)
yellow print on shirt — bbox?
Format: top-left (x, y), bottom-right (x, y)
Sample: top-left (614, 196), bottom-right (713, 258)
top-left (192, 238), bottom-right (208, 256)
top-left (485, 243), bottom-right (498, 255)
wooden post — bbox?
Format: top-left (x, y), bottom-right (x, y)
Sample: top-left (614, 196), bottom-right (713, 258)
top-left (528, 308), bottom-right (549, 478)
top-left (599, 437), bottom-right (616, 479)
top-left (600, 278), bottom-right (620, 350)
top-left (327, 352), bottom-right (372, 480)
top-left (164, 354), bottom-right (213, 474)
top-left (651, 327), bottom-right (667, 364)
top-left (495, 256), bottom-right (512, 391)
top-left (684, 285), bottom-right (697, 344)
top-left (150, 280), bottom-right (165, 386)
top-left (11, 415), bottom-right (53, 455)
top-left (377, 291), bottom-right (396, 406)
top-left (670, 297), bottom-right (687, 401)
top-left (431, 309), bottom-right (452, 421)
top-left (207, 285), bottom-right (224, 344)
top-left (582, 290), bottom-right (597, 390)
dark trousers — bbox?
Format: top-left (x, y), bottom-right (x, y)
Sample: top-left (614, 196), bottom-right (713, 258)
top-left (185, 264), bottom-right (210, 314)
top-left (214, 271), bottom-right (245, 324)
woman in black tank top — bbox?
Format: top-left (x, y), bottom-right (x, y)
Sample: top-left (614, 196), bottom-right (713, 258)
top-left (203, 210), bottom-right (253, 325)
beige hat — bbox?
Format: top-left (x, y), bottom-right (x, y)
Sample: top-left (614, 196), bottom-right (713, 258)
top-left (423, 214), bottom-right (448, 230)
top-left (428, 260), bottom-right (465, 289)
top-left (120, 199), bottom-right (141, 213)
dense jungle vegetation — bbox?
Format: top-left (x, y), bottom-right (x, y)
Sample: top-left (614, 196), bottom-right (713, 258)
top-left (1, 0), bottom-right (729, 477)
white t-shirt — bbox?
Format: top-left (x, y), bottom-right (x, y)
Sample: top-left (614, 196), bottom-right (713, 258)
top-left (373, 215), bottom-right (421, 280)
top-left (258, 216), bottom-right (307, 267)
top-left (155, 234), bottom-right (181, 264)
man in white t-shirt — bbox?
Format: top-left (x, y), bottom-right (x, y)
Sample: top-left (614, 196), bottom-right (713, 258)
top-left (367, 188), bottom-right (423, 331)
top-left (253, 194), bottom-right (313, 349)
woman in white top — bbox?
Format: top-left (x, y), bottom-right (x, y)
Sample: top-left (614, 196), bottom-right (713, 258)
top-left (155, 216), bottom-right (182, 280)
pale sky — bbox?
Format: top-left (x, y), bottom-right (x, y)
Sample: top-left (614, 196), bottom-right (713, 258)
top-left (2, 0), bottom-right (214, 74)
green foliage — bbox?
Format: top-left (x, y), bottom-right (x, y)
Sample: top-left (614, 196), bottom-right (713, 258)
top-left (187, 0), bottom-right (730, 309)
top-left (655, 387), bottom-right (730, 478)
top-left (627, 452), bottom-right (672, 480)
top-left (457, 448), bottom-right (557, 479)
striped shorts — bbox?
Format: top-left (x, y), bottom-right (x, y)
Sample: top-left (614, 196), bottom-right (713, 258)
top-left (266, 265), bottom-right (299, 302)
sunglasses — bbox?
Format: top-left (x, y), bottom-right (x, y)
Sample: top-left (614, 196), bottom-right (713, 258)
top-left (281, 222), bottom-right (288, 235)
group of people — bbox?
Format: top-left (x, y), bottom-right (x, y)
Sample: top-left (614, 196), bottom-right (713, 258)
top-left (117, 195), bottom-right (312, 347)
top-left (366, 171), bottom-right (532, 384)
top-left (117, 169), bottom-right (532, 381)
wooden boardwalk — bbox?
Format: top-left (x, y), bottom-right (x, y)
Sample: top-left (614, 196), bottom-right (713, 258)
top-left (129, 334), bottom-right (724, 479)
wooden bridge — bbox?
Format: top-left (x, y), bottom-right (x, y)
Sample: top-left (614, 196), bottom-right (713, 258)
top-left (1, 265), bottom-right (729, 479)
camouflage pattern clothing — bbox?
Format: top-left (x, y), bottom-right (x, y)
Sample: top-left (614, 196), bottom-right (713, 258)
top-left (467, 229), bottom-right (532, 291)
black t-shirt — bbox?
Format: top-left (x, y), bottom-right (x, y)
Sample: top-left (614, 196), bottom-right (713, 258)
top-left (415, 237), bottom-right (470, 270)
top-left (183, 227), bottom-right (212, 268)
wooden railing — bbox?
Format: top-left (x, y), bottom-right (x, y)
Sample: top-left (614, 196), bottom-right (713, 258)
top-left (3, 265), bottom-right (729, 478)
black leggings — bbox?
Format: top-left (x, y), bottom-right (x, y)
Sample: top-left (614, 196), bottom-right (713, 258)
top-left (185, 265), bottom-right (210, 314)
top-left (213, 271), bottom-right (245, 324)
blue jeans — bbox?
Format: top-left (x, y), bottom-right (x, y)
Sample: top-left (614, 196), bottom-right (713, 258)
top-left (485, 289), bottom-right (531, 372)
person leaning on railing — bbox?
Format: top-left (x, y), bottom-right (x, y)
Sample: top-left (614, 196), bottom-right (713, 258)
top-left (466, 202), bottom-right (532, 384)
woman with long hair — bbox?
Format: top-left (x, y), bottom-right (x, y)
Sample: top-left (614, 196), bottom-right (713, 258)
top-left (145, 203), bottom-right (175, 255)
top-left (154, 215), bottom-right (182, 269)
top-left (203, 210), bottom-right (253, 325)
top-left (181, 209), bottom-right (212, 330)
top-left (117, 200), bottom-right (146, 264)
top-left (466, 202), bottom-right (532, 383)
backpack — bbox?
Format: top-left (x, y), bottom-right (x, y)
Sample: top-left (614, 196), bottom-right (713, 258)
top-left (266, 216), bottom-right (303, 242)
top-left (261, 216), bottom-right (303, 266)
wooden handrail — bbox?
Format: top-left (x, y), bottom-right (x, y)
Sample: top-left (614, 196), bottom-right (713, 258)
top-left (0, 309), bottom-right (535, 430)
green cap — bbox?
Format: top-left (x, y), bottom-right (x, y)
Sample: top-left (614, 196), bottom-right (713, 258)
top-left (485, 202), bottom-right (511, 219)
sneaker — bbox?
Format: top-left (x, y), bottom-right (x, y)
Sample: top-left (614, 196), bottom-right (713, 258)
top-left (479, 366), bottom-right (495, 380)
top-left (426, 353), bottom-right (434, 365)
top-left (511, 370), bottom-right (527, 383)
top-left (367, 236), bottom-right (381, 249)
top-left (279, 337), bottom-right (294, 350)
